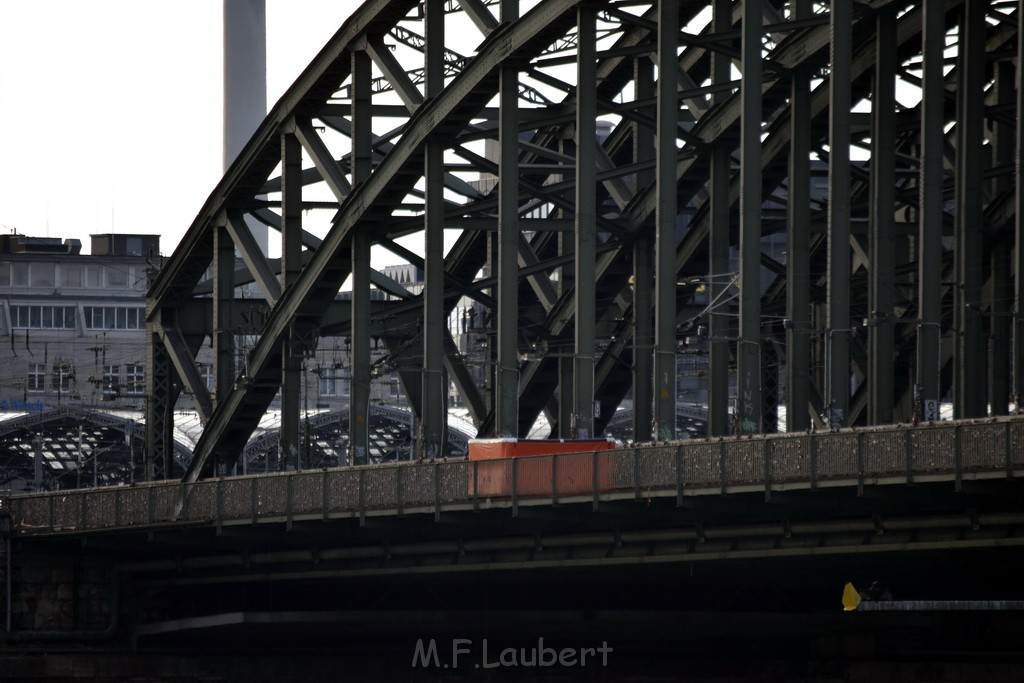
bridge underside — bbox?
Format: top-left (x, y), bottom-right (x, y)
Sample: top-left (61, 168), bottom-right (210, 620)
top-left (8, 476), bottom-right (1024, 671)
top-left (147, 0), bottom-right (1024, 481)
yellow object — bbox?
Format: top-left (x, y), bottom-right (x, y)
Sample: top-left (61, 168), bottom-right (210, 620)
top-left (842, 582), bottom-right (861, 611)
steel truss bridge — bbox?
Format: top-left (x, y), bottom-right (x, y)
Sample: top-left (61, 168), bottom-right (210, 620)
top-left (145, 0), bottom-right (1024, 482)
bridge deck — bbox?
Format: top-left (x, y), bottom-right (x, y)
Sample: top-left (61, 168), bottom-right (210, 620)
top-left (3, 416), bottom-right (1023, 536)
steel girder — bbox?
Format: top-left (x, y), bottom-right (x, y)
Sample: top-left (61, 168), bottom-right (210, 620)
top-left (148, 0), bottom-right (1024, 481)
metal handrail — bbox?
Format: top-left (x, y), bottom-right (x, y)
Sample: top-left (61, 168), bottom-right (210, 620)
top-left (1, 416), bottom-right (1021, 536)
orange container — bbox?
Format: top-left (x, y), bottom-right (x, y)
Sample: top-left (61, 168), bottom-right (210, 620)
top-left (468, 439), bottom-right (615, 497)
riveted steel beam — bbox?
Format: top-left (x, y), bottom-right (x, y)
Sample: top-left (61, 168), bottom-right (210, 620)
top-left (350, 47), bottom-right (373, 466)
top-left (917, 0), bottom-right (946, 423)
top-left (213, 222), bottom-right (236, 409)
top-left (496, 0), bottom-right (520, 437)
top-left (955, 0), bottom-right (986, 419)
top-left (654, 0), bottom-right (679, 441)
top-left (574, 2), bottom-right (598, 439)
top-left (161, 324), bottom-right (213, 424)
top-left (708, 0), bottom-right (732, 437)
top-left (632, 53), bottom-right (655, 443)
top-left (422, 0), bottom-right (447, 459)
top-left (869, 8), bottom-right (896, 425)
top-left (825, 0), bottom-right (852, 430)
top-left (785, 0), bottom-right (812, 433)
top-left (737, 0), bottom-right (762, 435)
top-left (224, 211), bottom-right (282, 305)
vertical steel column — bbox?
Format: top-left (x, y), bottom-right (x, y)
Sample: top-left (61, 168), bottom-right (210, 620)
top-left (574, 3), bottom-right (598, 439)
top-left (633, 236), bottom-right (654, 442)
top-left (632, 56), bottom-right (655, 442)
top-left (280, 129), bottom-right (303, 470)
top-left (991, 62), bottom-right (1015, 415)
top-left (869, 9), bottom-right (896, 425)
top-left (213, 223), bottom-right (235, 409)
top-left (350, 47), bottom-right (373, 464)
top-left (708, 0), bottom-right (731, 436)
top-left (654, 0), bottom-right (679, 441)
top-left (917, 0), bottom-right (945, 422)
top-left (786, 0), bottom-right (812, 433)
top-left (826, 0), bottom-right (851, 429)
top-left (558, 137), bottom-right (576, 438)
top-left (955, 0), bottom-right (986, 418)
top-left (1016, 3), bottom-right (1024, 408)
top-left (145, 319), bottom-right (175, 480)
top-left (737, 0), bottom-right (762, 435)
top-left (422, 0), bottom-right (446, 457)
top-left (496, 0), bottom-right (520, 437)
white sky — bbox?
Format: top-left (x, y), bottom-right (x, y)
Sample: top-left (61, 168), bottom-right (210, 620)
top-left (0, 1), bottom-right (357, 256)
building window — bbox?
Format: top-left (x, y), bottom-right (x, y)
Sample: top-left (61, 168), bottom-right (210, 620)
top-left (83, 306), bottom-right (144, 330)
top-left (51, 361), bottom-right (74, 393)
top-left (62, 266), bottom-right (82, 288)
top-left (105, 267), bottom-right (128, 287)
top-left (319, 372), bottom-right (338, 397)
top-left (199, 364), bottom-right (213, 391)
top-left (31, 263), bottom-right (55, 288)
top-left (124, 364), bottom-right (145, 394)
top-left (389, 375), bottom-right (401, 398)
top-left (319, 370), bottom-right (350, 397)
top-left (10, 305), bottom-right (77, 329)
top-left (12, 264), bottom-right (27, 287)
top-left (27, 363), bottom-right (46, 392)
top-left (102, 365), bottom-right (120, 400)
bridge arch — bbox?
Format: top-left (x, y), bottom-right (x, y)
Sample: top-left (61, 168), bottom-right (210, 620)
top-left (147, 0), bottom-right (1024, 481)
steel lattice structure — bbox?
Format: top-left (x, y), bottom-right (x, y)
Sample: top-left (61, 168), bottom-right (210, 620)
top-left (147, 0), bottom-right (1024, 481)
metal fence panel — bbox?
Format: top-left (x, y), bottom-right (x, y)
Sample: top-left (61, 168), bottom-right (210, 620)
top-left (611, 449), bottom-right (636, 490)
top-left (684, 442), bottom-right (721, 487)
top-left (256, 476), bottom-right (288, 516)
top-left (364, 467), bottom-right (398, 510)
top-left (723, 440), bottom-right (763, 486)
top-left (769, 436), bottom-right (811, 483)
top-left (861, 429), bottom-right (905, 475)
top-left (152, 485), bottom-right (182, 522)
top-left (959, 422), bottom-right (1008, 471)
top-left (85, 489), bottom-right (117, 529)
top-left (815, 432), bottom-right (859, 480)
top-left (292, 471), bottom-right (325, 515)
top-left (13, 497), bottom-right (48, 532)
top-left (911, 425), bottom-right (956, 472)
top-left (326, 469), bottom-right (359, 512)
top-left (635, 445), bottom-right (675, 491)
top-left (468, 458), bottom-right (511, 499)
top-left (221, 478), bottom-right (252, 520)
top-left (440, 460), bottom-right (469, 502)
top-left (1011, 422), bottom-right (1024, 466)
top-left (53, 493), bottom-right (83, 530)
top-left (400, 463), bottom-right (436, 506)
top-left (513, 455), bottom-right (553, 497)
top-left (185, 481), bottom-right (217, 520)
top-left (119, 486), bottom-right (150, 526)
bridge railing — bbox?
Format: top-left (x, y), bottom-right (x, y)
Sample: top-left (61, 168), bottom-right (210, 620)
top-left (3, 417), bottom-right (1023, 535)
